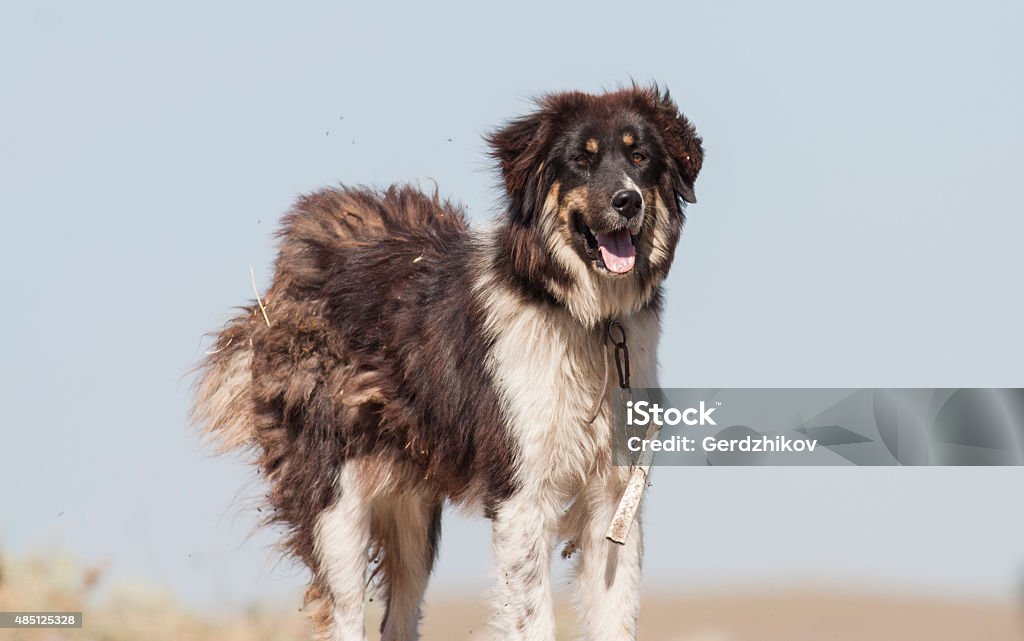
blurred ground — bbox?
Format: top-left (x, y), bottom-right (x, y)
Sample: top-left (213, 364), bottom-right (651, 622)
top-left (415, 591), bottom-right (1023, 641)
top-left (2, 546), bottom-right (1020, 640)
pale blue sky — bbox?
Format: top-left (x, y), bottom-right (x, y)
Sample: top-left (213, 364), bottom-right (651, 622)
top-left (1, 1), bottom-right (1023, 608)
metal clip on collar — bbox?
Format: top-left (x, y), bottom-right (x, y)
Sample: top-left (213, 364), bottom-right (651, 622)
top-left (606, 319), bottom-right (630, 390)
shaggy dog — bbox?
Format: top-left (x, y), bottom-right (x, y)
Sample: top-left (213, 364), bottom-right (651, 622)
top-left (192, 85), bottom-right (703, 641)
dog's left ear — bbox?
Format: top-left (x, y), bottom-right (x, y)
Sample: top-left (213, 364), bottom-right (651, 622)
top-left (652, 89), bottom-right (704, 205)
top-left (486, 112), bottom-right (548, 219)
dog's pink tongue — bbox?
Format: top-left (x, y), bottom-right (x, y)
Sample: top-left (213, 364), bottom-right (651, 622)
top-left (596, 230), bottom-right (636, 274)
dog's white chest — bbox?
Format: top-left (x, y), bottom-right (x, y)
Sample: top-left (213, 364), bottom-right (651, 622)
top-left (482, 293), bottom-right (660, 495)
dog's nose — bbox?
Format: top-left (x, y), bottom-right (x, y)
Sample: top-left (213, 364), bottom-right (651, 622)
top-left (611, 190), bottom-right (642, 219)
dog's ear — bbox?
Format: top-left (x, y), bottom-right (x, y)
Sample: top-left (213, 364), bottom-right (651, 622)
top-left (486, 112), bottom-right (548, 220)
top-left (650, 89), bottom-right (703, 205)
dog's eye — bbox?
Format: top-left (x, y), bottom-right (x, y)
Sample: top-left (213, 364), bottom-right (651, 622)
top-left (573, 154), bottom-right (589, 167)
top-left (631, 152), bottom-right (646, 166)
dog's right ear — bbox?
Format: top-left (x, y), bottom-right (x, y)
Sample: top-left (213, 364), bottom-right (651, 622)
top-left (486, 112), bottom-right (548, 220)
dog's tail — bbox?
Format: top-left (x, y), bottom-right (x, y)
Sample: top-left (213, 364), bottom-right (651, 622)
top-left (192, 185), bottom-right (467, 453)
top-left (273, 185), bottom-right (468, 296)
top-left (191, 310), bottom-right (260, 453)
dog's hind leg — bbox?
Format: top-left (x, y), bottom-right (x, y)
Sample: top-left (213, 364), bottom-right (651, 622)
top-left (372, 493), bottom-right (443, 641)
top-left (566, 470), bottom-right (643, 641)
top-left (314, 462), bottom-right (374, 641)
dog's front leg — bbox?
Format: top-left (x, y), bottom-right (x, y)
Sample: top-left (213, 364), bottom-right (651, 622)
top-left (571, 469), bottom-right (643, 641)
top-left (490, 493), bottom-right (559, 641)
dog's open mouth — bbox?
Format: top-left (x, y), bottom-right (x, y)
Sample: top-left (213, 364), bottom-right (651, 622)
top-left (574, 213), bottom-right (637, 274)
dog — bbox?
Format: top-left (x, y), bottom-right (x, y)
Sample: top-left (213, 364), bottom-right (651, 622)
top-left (192, 85), bottom-right (702, 641)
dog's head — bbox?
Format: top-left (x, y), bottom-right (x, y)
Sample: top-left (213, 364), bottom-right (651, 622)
top-left (488, 85), bottom-right (703, 324)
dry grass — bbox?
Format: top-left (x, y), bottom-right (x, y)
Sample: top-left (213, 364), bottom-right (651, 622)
top-left (0, 545), bottom-right (308, 641)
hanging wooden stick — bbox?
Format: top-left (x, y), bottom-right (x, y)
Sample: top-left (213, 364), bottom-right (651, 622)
top-left (606, 420), bottom-right (660, 545)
